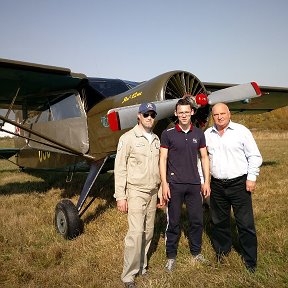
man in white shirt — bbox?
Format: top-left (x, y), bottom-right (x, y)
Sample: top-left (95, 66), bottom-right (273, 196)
top-left (205, 103), bottom-right (262, 273)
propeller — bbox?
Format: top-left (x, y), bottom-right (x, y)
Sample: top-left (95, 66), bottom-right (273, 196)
top-left (107, 82), bottom-right (261, 131)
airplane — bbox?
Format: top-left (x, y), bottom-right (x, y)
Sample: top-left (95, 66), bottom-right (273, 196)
top-left (0, 58), bottom-right (287, 239)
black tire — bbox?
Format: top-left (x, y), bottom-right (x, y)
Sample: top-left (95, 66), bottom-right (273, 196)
top-left (54, 199), bottom-right (84, 239)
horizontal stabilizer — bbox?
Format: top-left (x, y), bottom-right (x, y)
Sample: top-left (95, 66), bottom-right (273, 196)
top-left (208, 82), bottom-right (261, 105)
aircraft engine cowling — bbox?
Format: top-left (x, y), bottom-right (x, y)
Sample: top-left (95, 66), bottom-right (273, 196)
top-left (106, 71), bottom-right (211, 131)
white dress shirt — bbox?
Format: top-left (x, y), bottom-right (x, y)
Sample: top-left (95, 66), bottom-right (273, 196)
top-left (204, 121), bottom-right (262, 181)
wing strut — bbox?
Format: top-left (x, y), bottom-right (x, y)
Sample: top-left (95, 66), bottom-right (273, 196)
top-left (76, 156), bottom-right (108, 215)
top-left (0, 87), bottom-right (20, 128)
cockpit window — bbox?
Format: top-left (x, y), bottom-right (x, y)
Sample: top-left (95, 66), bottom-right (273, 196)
top-left (50, 94), bottom-right (85, 120)
top-left (28, 93), bottom-right (86, 124)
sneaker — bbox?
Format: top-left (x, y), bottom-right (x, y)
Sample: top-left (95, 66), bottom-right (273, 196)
top-left (165, 258), bottom-right (176, 272)
top-left (192, 254), bottom-right (210, 265)
top-left (124, 282), bottom-right (136, 288)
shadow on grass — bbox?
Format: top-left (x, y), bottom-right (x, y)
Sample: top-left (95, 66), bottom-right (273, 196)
top-left (0, 170), bottom-right (65, 195)
top-left (262, 161), bottom-right (278, 166)
top-left (0, 170), bottom-right (88, 195)
top-left (0, 168), bottom-right (20, 173)
top-left (0, 167), bottom-right (117, 229)
top-left (0, 169), bottom-right (115, 205)
top-left (0, 180), bottom-right (52, 195)
top-left (81, 173), bottom-right (116, 225)
top-left (148, 207), bottom-right (167, 261)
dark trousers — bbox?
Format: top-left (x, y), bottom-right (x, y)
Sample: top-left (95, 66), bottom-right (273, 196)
top-left (166, 183), bottom-right (203, 258)
top-left (210, 175), bottom-right (257, 268)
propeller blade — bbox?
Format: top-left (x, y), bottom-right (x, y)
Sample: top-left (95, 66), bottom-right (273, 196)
top-left (107, 99), bottom-right (179, 131)
top-left (208, 82), bottom-right (261, 105)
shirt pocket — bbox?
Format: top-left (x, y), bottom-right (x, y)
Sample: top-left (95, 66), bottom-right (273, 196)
top-left (130, 143), bottom-right (148, 165)
top-left (129, 143), bottom-right (149, 183)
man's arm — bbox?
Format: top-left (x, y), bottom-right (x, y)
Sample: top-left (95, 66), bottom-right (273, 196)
top-left (243, 128), bottom-right (263, 193)
top-left (244, 130), bottom-right (263, 181)
top-left (199, 147), bottom-right (211, 198)
top-left (159, 147), bottom-right (170, 201)
top-left (114, 136), bottom-right (129, 212)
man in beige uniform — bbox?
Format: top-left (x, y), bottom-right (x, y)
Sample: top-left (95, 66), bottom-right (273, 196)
top-left (114, 102), bottom-right (163, 288)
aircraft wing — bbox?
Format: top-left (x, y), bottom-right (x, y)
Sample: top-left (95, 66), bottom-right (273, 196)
top-left (0, 58), bottom-right (86, 110)
top-left (204, 82), bottom-right (288, 114)
top-left (0, 58), bottom-right (91, 158)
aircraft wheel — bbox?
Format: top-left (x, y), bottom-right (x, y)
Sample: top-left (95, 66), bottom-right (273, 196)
top-left (54, 199), bottom-right (84, 239)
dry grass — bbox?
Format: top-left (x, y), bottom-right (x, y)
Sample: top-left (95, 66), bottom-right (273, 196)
top-left (232, 106), bottom-right (288, 131)
top-left (0, 127), bottom-right (288, 287)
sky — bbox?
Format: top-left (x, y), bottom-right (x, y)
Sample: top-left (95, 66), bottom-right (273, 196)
top-left (0, 0), bottom-right (288, 137)
top-left (0, 0), bottom-right (287, 88)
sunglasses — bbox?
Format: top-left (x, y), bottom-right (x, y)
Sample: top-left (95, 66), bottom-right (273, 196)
top-left (143, 112), bottom-right (156, 119)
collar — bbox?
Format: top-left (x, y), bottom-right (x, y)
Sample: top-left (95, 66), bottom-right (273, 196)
top-left (175, 123), bottom-right (193, 132)
top-left (133, 124), bottom-right (156, 139)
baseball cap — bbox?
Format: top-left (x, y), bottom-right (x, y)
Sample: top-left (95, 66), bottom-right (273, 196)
top-left (138, 102), bottom-right (157, 114)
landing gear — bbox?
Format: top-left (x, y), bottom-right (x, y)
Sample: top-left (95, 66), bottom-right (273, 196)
top-left (55, 199), bottom-right (84, 239)
top-left (54, 157), bottom-right (109, 239)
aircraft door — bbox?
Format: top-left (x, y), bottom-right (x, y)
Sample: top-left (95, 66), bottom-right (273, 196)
top-left (25, 93), bottom-right (89, 154)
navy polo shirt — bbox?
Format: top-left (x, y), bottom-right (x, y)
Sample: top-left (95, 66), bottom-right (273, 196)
top-left (161, 124), bottom-right (206, 184)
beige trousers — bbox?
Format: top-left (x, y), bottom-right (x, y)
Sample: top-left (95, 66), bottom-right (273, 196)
top-left (121, 188), bottom-right (157, 283)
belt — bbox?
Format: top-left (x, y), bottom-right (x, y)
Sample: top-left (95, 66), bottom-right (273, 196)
top-left (211, 174), bottom-right (246, 185)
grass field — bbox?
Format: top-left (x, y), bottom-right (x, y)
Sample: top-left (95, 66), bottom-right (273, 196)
top-left (0, 128), bottom-right (288, 288)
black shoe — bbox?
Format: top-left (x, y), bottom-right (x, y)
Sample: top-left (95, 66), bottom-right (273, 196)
top-left (246, 265), bottom-right (256, 273)
top-left (124, 281), bottom-right (136, 288)
top-left (216, 254), bottom-right (228, 264)
top-left (243, 258), bottom-right (256, 273)
top-left (216, 254), bottom-right (224, 264)
top-left (216, 251), bottom-right (229, 264)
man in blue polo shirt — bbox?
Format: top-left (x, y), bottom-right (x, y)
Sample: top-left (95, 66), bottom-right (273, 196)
top-left (160, 98), bottom-right (210, 272)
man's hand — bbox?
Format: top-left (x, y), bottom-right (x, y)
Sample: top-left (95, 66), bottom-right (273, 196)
top-left (201, 182), bottom-right (211, 198)
top-left (246, 180), bottom-right (256, 192)
top-left (162, 182), bottom-right (171, 202)
top-left (117, 199), bottom-right (128, 213)
top-left (157, 196), bottom-right (167, 208)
